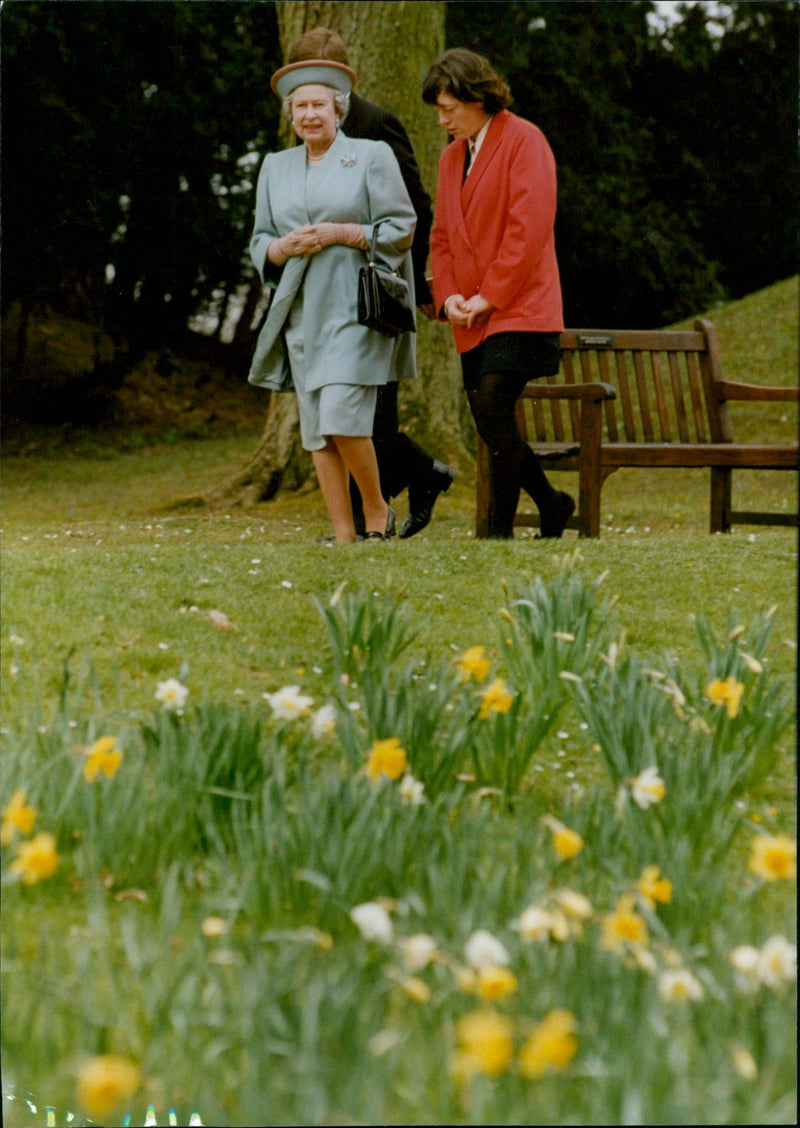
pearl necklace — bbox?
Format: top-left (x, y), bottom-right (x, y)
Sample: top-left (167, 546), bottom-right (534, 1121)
top-left (307, 151), bottom-right (327, 163)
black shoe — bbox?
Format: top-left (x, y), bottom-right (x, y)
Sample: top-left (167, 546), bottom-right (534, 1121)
top-left (538, 491), bottom-right (576, 538)
top-left (364, 505), bottom-right (395, 541)
top-left (399, 461), bottom-right (455, 539)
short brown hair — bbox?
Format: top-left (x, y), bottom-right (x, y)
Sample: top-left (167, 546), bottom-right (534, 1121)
top-left (287, 28), bottom-right (350, 66)
top-left (422, 48), bottom-right (511, 114)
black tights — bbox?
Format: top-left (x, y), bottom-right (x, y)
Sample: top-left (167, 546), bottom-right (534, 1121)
top-left (467, 371), bottom-right (557, 538)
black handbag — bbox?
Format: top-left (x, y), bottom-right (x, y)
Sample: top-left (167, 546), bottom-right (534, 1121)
top-left (357, 224), bottom-right (416, 339)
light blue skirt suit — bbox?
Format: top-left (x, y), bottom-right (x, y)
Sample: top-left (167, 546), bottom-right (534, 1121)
top-left (248, 129), bottom-right (417, 450)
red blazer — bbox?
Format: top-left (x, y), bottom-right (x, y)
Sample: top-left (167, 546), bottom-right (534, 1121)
top-left (430, 109), bottom-right (564, 354)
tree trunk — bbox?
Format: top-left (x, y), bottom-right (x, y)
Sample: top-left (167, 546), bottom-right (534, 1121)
top-left (197, 0), bottom-right (470, 511)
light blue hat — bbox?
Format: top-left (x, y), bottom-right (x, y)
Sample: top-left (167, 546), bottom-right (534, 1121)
top-left (271, 59), bottom-right (357, 99)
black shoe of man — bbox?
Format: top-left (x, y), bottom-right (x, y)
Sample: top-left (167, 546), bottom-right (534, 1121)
top-left (399, 461), bottom-right (455, 539)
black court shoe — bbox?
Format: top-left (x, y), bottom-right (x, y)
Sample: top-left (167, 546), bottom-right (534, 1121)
top-left (364, 505), bottom-right (396, 541)
top-left (537, 491), bottom-right (576, 538)
top-left (399, 461), bottom-right (455, 539)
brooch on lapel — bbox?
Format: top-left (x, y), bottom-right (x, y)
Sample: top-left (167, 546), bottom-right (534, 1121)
top-left (340, 153), bottom-right (357, 167)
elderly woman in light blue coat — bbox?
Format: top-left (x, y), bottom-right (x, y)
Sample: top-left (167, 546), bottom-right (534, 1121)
top-left (249, 59), bottom-right (417, 543)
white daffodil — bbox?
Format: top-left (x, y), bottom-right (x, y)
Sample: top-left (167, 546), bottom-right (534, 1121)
top-left (756, 935), bottom-right (796, 989)
top-left (311, 703), bottom-right (337, 738)
top-left (464, 929), bottom-right (510, 970)
top-left (630, 765), bottom-right (666, 809)
top-left (349, 901), bottom-right (393, 944)
top-left (398, 774), bottom-right (426, 805)
top-left (155, 677), bottom-right (189, 712)
top-left (263, 685), bottom-right (313, 720)
top-left (657, 968), bottom-right (704, 1003)
top-left (398, 933), bottom-right (438, 971)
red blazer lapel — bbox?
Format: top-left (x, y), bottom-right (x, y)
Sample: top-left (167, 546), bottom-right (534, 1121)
top-left (460, 111), bottom-right (508, 210)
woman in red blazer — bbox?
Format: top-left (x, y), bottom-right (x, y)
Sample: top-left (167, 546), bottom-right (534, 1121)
top-left (423, 49), bottom-right (574, 539)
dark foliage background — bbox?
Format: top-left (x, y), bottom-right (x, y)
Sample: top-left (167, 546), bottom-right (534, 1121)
top-left (2, 0), bottom-right (797, 400)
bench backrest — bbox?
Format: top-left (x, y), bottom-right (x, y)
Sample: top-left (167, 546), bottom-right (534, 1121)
top-left (519, 319), bottom-right (730, 445)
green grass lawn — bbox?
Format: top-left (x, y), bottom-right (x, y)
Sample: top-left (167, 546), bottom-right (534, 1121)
top-left (1, 278), bottom-right (796, 1126)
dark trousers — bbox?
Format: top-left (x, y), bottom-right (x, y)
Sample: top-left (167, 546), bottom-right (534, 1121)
top-left (350, 383), bottom-right (434, 524)
top-left (467, 370), bottom-right (557, 538)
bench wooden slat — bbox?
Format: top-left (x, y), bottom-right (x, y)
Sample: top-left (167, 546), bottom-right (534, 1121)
top-left (633, 351), bottom-right (656, 441)
top-left (651, 351), bottom-right (673, 441)
top-left (614, 351), bottom-right (638, 441)
top-left (686, 351), bottom-right (709, 442)
top-left (668, 352), bottom-right (691, 443)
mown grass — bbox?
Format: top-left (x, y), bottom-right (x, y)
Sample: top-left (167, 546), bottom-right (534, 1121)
top-left (1, 278), bottom-right (796, 1126)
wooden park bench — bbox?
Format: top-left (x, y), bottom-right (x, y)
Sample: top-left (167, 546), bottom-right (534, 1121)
top-left (475, 318), bottom-right (799, 538)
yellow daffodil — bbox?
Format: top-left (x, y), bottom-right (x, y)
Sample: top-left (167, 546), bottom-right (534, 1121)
top-left (730, 1042), bottom-right (758, 1082)
top-left (76, 1055), bottom-right (141, 1120)
top-left (10, 832), bottom-right (59, 884)
top-left (748, 834), bottom-right (796, 882)
top-left (456, 645), bottom-right (490, 682)
top-left (542, 815), bottom-right (584, 860)
top-left (518, 1008), bottom-right (578, 1079)
top-left (476, 966), bottom-right (518, 1001)
top-left (1, 789), bottom-right (36, 846)
top-left (636, 865), bottom-right (672, 908)
top-left (83, 735), bottom-right (123, 783)
top-left (477, 677), bottom-right (513, 719)
top-left (452, 1009), bottom-right (514, 1079)
top-left (403, 977), bottom-right (432, 1004)
top-left (366, 737), bottom-right (407, 782)
top-left (600, 894), bottom-right (648, 950)
top-left (705, 675), bottom-right (745, 718)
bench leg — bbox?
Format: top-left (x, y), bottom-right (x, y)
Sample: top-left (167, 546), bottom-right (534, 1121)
top-left (475, 435), bottom-right (490, 538)
top-left (710, 467), bottom-right (732, 533)
top-left (577, 398), bottom-right (604, 537)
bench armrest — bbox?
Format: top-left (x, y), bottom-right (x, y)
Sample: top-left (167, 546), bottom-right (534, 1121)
top-left (715, 380), bottom-right (799, 404)
top-left (520, 381), bottom-right (617, 402)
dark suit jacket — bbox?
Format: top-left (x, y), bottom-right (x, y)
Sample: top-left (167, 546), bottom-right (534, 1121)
top-left (343, 92), bottom-right (433, 306)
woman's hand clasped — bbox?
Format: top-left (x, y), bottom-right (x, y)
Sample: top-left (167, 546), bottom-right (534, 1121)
top-left (267, 223), bottom-right (367, 266)
top-left (444, 292), bottom-right (494, 328)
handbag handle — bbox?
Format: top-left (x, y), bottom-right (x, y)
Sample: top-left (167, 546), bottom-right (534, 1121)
top-left (368, 222), bottom-right (399, 275)
top-left (368, 222), bottom-right (381, 266)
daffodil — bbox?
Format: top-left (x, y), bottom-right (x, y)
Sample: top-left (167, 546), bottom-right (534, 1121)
top-left (464, 929), bottom-right (510, 970)
top-left (748, 833), bottom-right (796, 882)
top-left (456, 645), bottom-right (490, 682)
top-left (629, 765), bottom-right (666, 809)
top-left (403, 977), bottom-right (431, 1004)
top-left (398, 933), bottom-right (438, 971)
top-left (311, 703), bottom-right (337, 738)
top-left (542, 814), bottom-right (584, 860)
top-left (263, 684), bottom-right (313, 720)
top-left (155, 677), bottom-right (189, 712)
top-left (398, 773), bottom-right (425, 805)
top-left (452, 1009), bottom-right (514, 1079)
top-left (477, 677), bottom-right (513, 719)
top-left (552, 888), bottom-right (593, 920)
top-left (705, 675), bottom-right (745, 718)
top-left (76, 1055), bottom-right (141, 1120)
top-left (658, 968), bottom-right (704, 1002)
top-left (518, 1009), bottom-right (578, 1079)
top-left (476, 966), bottom-right (518, 1001)
top-left (366, 737), bottom-right (407, 781)
top-left (512, 905), bottom-right (560, 942)
top-left (600, 894), bottom-right (648, 950)
top-left (82, 735), bottom-right (123, 783)
top-left (756, 935), bottom-right (796, 988)
top-left (349, 901), bottom-right (394, 943)
top-left (636, 865), bottom-right (672, 908)
top-left (1, 789), bottom-right (36, 846)
top-left (10, 832), bottom-right (59, 884)
top-left (730, 1042), bottom-right (758, 1082)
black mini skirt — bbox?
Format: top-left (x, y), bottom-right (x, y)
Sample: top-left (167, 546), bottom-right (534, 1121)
top-left (460, 331), bottom-right (561, 391)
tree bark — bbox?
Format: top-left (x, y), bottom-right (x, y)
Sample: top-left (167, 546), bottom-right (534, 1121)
top-left (196, 0), bottom-right (470, 511)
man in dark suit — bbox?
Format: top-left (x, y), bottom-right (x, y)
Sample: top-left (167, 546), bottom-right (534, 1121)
top-left (287, 28), bottom-right (455, 539)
